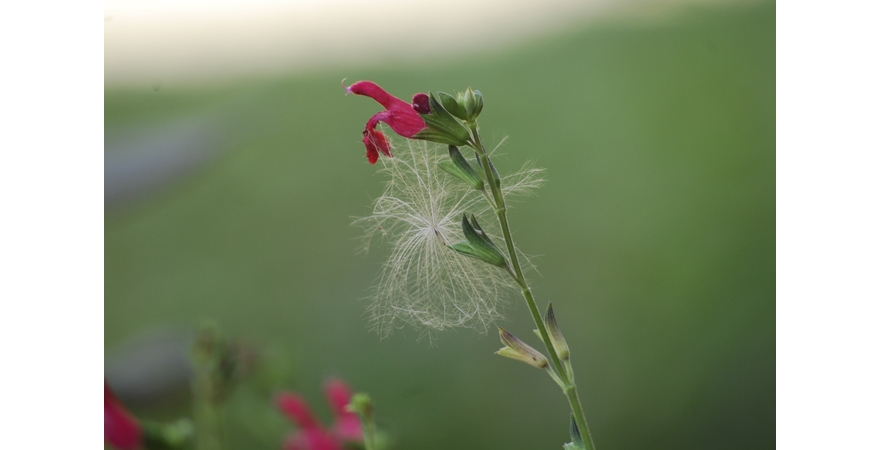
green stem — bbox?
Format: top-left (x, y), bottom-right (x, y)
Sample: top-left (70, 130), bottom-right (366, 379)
top-left (363, 418), bottom-right (376, 450)
top-left (350, 393), bottom-right (377, 450)
top-left (467, 123), bottom-right (596, 450)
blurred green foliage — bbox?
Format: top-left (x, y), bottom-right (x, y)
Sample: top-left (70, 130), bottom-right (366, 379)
top-left (105, 2), bottom-right (774, 449)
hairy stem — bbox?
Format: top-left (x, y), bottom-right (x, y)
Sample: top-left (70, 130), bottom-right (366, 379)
top-left (467, 123), bottom-right (596, 450)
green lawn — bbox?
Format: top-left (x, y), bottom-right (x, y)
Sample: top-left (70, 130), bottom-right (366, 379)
top-left (105, 2), bottom-right (775, 449)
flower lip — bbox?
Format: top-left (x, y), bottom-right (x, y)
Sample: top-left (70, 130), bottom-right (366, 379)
top-left (362, 128), bottom-right (390, 165)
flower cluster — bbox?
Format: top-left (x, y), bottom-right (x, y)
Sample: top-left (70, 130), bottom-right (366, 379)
top-left (276, 379), bottom-right (362, 450)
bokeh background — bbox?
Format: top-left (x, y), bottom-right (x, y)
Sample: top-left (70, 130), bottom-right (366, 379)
top-left (104, 1), bottom-right (775, 449)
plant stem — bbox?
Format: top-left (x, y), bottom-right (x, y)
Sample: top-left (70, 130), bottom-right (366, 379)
top-left (467, 123), bottom-right (597, 450)
top-left (363, 418), bottom-right (376, 450)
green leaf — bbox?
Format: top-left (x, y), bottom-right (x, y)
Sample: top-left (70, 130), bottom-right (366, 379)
top-left (468, 215), bottom-right (495, 247)
top-left (438, 146), bottom-right (484, 190)
top-left (471, 149), bottom-right (501, 188)
top-left (459, 214), bottom-right (506, 268)
top-left (566, 415), bottom-right (586, 450)
top-left (448, 239), bottom-right (505, 268)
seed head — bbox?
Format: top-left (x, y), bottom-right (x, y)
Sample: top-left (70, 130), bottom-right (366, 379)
top-left (354, 136), bottom-right (543, 339)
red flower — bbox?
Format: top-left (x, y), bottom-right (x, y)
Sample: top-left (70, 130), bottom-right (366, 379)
top-left (323, 379), bottom-right (362, 442)
top-left (346, 80), bottom-right (429, 164)
top-left (105, 382), bottom-right (142, 450)
top-left (276, 379), bottom-right (363, 450)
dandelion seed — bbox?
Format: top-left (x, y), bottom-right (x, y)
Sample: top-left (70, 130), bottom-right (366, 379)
top-left (354, 135), bottom-right (543, 338)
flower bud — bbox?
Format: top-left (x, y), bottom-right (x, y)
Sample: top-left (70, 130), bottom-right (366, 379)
top-left (411, 93), bottom-right (431, 114)
top-left (412, 93), bottom-right (471, 146)
top-left (544, 302), bottom-right (570, 360)
top-left (347, 393), bottom-right (374, 418)
top-left (461, 87), bottom-right (484, 121)
top-left (436, 91), bottom-right (467, 120)
top-left (470, 89), bottom-right (484, 119)
top-left (496, 328), bottom-right (549, 369)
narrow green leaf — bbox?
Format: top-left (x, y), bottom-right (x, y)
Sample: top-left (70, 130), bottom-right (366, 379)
top-left (458, 214), bottom-right (506, 267)
top-left (437, 146), bottom-right (484, 190)
top-left (468, 214), bottom-right (496, 248)
top-left (569, 415), bottom-right (586, 450)
top-left (448, 241), bottom-right (499, 266)
top-left (448, 238), bottom-right (505, 268)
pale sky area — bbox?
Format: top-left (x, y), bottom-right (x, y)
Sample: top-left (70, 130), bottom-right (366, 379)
top-left (104, 0), bottom-right (743, 86)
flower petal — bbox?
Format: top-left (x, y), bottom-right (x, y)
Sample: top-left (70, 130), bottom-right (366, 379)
top-left (324, 379), bottom-right (353, 416)
top-left (412, 93), bottom-right (431, 114)
top-left (284, 429), bottom-right (342, 450)
top-left (348, 81), bottom-right (403, 110)
top-left (349, 80), bottom-right (426, 139)
top-left (276, 392), bottom-right (321, 430)
top-left (324, 379), bottom-right (363, 441)
top-left (363, 129), bottom-right (390, 164)
top-left (334, 415), bottom-right (363, 442)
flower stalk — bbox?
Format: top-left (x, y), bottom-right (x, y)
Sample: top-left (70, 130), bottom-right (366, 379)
top-left (465, 121), bottom-right (596, 450)
top-left (347, 81), bottom-right (595, 448)
top-left (347, 393), bottom-right (376, 450)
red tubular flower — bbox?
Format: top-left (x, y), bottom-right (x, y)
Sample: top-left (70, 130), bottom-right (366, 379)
top-left (346, 81), bottom-right (428, 164)
top-left (105, 382), bottom-right (143, 450)
top-left (323, 379), bottom-right (362, 442)
top-left (276, 379), bottom-right (362, 450)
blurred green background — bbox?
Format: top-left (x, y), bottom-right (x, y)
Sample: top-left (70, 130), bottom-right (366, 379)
top-left (105, 2), bottom-right (775, 449)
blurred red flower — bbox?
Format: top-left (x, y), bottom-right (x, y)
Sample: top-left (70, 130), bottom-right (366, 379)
top-left (277, 378), bottom-right (363, 450)
top-left (104, 382), bottom-right (142, 450)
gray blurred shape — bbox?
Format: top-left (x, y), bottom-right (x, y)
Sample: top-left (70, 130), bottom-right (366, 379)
top-left (105, 327), bottom-right (195, 406)
top-left (105, 115), bottom-right (224, 209)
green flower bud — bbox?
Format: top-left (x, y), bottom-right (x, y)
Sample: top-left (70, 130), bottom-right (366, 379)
top-left (412, 93), bottom-right (471, 146)
top-left (436, 91), bottom-right (468, 121)
top-left (544, 302), bottom-right (570, 360)
top-left (460, 87), bottom-right (484, 121)
top-left (347, 393), bottom-right (374, 418)
top-left (470, 89), bottom-right (484, 120)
